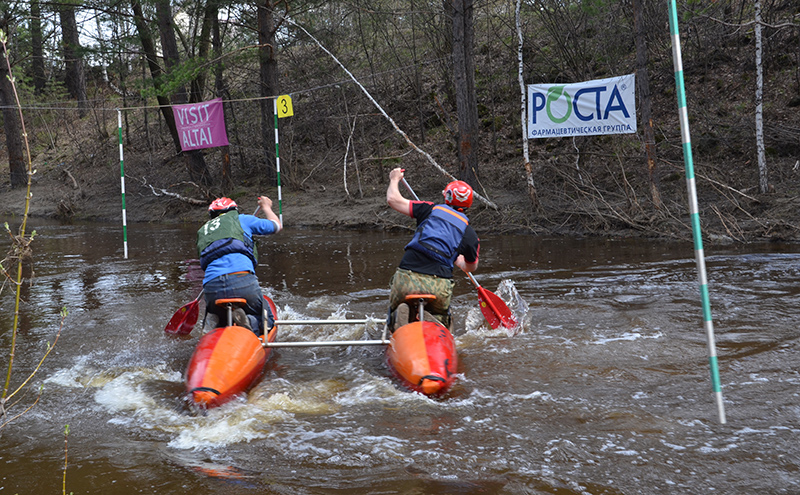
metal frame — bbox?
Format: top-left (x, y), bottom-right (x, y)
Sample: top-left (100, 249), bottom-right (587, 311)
top-left (263, 318), bottom-right (390, 348)
top-left (263, 296), bottom-right (434, 349)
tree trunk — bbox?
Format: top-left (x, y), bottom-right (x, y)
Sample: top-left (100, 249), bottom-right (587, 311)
top-left (155, 0), bottom-right (211, 186)
top-left (515, 0), bottom-right (537, 206)
top-left (213, 11), bottom-right (224, 96)
top-left (131, 0), bottom-right (180, 150)
top-left (411, 0), bottom-right (426, 144)
top-left (633, 0), bottom-right (661, 209)
top-left (755, 0), bottom-right (768, 194)
top-left (449, 0), bottom-right (479, 186)
top-left (258, 0), bottom-right (279, 184)
top-left (58, 2), bottom-right (88, 117)
top-left (213, 10), bottom-right (233, 192)
top-left (112, 6), bottom-right (131, 143)
top-left (0, 21), bottom-right (26, 189)
top-left (191, 0), bottom-right (217, 103)
top-left (30, 0), bottom-right (46, 94)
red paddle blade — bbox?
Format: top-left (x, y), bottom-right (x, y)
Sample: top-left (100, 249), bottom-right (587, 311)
top-left (477, 287), bottom-right (517, 330)
top-left (165, 300), bottom-right (200, 335)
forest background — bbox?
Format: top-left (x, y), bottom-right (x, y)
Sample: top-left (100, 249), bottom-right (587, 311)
top-left (0, 0), bottom-right (798, 244)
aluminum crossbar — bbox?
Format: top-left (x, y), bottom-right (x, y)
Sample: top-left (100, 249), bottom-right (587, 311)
top-left (275, 319), bottom-right (376, 325)
top-left (266, 317), bottom-right (391, 348)
top-left (264, 338), bottom-right (389, 348)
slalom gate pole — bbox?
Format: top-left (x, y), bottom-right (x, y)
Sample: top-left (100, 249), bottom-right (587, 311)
top-left (117, 109), bottom-right (128, 259)
top-left (668, 0), bottom-right (726, 424)
top-left (273, 98), bottom-right (283, 225)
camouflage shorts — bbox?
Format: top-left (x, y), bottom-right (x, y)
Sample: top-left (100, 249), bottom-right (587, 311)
top-left (389, 268), bottom-right (455, 317)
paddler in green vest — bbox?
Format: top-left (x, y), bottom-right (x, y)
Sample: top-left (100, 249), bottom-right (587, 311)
top-left (197, 196), bottom-right (282, 334)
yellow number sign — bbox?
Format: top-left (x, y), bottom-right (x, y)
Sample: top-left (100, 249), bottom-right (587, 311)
top-left (277, 95), bottom-right (293, 118)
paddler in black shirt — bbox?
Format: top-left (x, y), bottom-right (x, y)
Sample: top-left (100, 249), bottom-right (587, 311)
top-left (385, 167), bottom-right (480, 330)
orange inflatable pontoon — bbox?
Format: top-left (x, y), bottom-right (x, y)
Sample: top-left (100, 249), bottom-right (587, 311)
top-left (386, 294), bottom-right (458, 396)
top-left (184, 296), bottom-right (278, 408)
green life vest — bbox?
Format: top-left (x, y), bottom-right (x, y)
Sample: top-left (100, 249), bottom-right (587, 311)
top-left (196, 210), bottom-right (258, 270)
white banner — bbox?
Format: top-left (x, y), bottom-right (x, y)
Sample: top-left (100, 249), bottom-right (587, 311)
top-left (527, 74), bottom-right (636, 139)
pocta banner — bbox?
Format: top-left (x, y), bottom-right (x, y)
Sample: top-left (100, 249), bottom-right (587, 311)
top-left (172, 97), bottom-right (230, 151)
top-left (527, 74), bottom-right (636, 139)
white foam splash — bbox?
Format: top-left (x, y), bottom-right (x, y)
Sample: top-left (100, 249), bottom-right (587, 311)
top-left (591, 331), bottom-right (664, 345)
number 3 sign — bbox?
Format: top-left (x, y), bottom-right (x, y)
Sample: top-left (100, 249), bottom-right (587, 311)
top-left (277, 95), bottom-right (293, 118)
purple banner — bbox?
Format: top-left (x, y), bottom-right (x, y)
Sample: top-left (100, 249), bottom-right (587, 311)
top-left (172, 97), bottom-right (229, 151)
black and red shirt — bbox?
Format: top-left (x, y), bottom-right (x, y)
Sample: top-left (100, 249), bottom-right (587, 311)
top-left (398, 201), bottom-right (480, 279)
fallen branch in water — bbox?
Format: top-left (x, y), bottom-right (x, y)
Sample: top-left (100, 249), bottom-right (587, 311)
top-left (136, 176), bottom-right (207, 205)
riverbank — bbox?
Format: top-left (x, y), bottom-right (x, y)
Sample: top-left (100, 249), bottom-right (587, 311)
top-left (1, 143), bottom-right (799, 244)
top-left (2, 155), bottom-right (800, 246)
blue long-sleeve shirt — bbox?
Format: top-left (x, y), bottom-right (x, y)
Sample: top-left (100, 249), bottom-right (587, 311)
top-left (202, 215), bottom-right (279, 284)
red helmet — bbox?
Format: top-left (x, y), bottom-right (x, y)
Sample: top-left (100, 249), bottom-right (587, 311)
top-left (208, 197), bottom-right (238, 216)
top-left (443, 180), bottom-right (473, 209)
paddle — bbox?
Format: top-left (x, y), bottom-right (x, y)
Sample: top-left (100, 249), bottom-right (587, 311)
top-left (466, 272), bottom-right (517, 329)
top-left (165, 205), bottom-right (264, 336)
top-left (399, 176), bottom-right (517, 329)
top-left (165, 290), bottom-right (203, 335)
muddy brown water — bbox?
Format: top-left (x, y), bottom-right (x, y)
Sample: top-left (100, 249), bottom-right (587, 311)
top-left (1, 221), bottom-right (798, 494)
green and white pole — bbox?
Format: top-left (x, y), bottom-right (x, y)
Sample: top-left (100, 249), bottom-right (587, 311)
top-left (117, 109), bottom-right (128, 259)
top-left (272, 98), bottom-right (283, 225)
top-left (668, 0), bottom-right (726, 424)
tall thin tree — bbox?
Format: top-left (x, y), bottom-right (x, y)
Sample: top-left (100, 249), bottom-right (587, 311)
top-left (190, 0), bottom-right (217, 103)
top-left (154, 0), bottom-right (211, 185)
top-left (211, 1), bottom-right (233, 191)
top-left (516, 0), bottom-right (537, 206)
top-left (29, 0), bottom-right (46, 94)
top-left (58, 1), bottom-right (87, 117)
top-left (258, 0), bottom-right (281, 183)
top-left (755, 0), bottom-right (768, 193)
top-left (131, 0), bottom-right (180, 148)
top-left (0, 13), bottom-right (25, 188)
top-left (633, 0), bottom-right (662, 209)
top-left (448, 0), bottom-right (479, 186)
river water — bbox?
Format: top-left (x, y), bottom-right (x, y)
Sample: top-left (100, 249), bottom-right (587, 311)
top-left (1, 221), bottom-right (798, 494)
